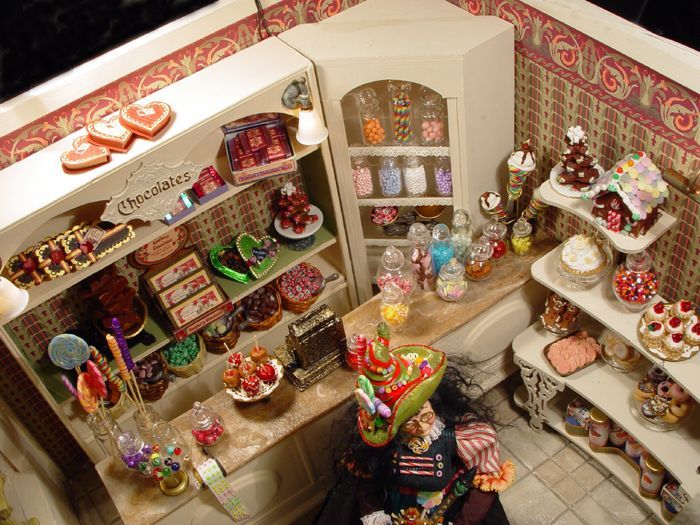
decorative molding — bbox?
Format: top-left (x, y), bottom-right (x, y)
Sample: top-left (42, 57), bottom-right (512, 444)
top-left (348, 146), bottom-right (450, 157)
top-left (356, 197), bottom-right (453, 207)
top-left (514, 354), bottom-right (564, 431)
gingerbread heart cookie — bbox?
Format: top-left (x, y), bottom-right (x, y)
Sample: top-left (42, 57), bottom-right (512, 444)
top-left (87, 115), bottom-right (134, 152)
top-left (60, 136), bottom-right (111, 171)
top-left (119, 101), bottom-right (171, 139)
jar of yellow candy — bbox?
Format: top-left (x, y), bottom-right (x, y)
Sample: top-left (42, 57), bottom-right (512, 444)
top-left (380, 281), bottom-right (409, 332)
top-left (510, 218), bottom-right (533, 256)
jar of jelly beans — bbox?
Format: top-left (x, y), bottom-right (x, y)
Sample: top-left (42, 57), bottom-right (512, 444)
top-left (436, 258), bottom-right (468, 302)
top-left (380, 281), bottom-right (409, 332)
top-left (612, 250), bottom-right (659, 311)
top-left (481, 218), bottom-right (508, 259)
top-left (379, 157), bottom-right (402, 197)
top-left (510, 218), bottom-right (533, 256)
top-left (465, 239), bottom-right (494, 282)
top-left (351, 155), bottom-right (373, 197)
top-left (358, 88), bottom-right (386, 146)
top-left (190, 401), bottom-right (225, 447)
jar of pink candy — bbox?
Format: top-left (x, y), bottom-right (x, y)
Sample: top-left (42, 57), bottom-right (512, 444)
top-left (190, 401), bottom-right (225, 447)
top-left (419, 92), bottom-right (446, 146)
top-left (351, 156), bottom-right (373, 197)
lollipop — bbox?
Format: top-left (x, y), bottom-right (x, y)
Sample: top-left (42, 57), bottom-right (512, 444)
top-left (86, 360), bottom-right (108, 400)
top-left (112, 318), bottom-right (135, 371)
top-left (48, 334), bottom-right (90, 370)
top-left (90, 347), bottom-right (126, 392)
top-left (479, 191), bottom-right (508, 221)
top-left (76, 372), bottom-right (98, 413)
top-left (106, 334), bottom-right (129, 382)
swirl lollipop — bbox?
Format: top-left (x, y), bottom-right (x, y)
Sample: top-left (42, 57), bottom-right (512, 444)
top-left (76, 372), bottom-right (98, 413)
top-left (90, 347), bottom-right (126, 393)
top-left (86, 360), bottom-right (108, 400)
top-left (48, 334), bottom-right (90, 370)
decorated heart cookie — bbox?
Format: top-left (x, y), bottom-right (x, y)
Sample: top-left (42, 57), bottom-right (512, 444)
top-left (119, 101), bottom-right (171, 138)
top-left (235, 233), bottom-right (279, 279)
top-left (87, 115), bottom-right (134, 152)
top-left (61, 136), bottom-right (111, 171)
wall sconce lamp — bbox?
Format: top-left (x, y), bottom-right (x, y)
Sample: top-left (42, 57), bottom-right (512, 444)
top-left (0, 277), bottom-right (29, 324)
top-left (281, 77), bottom-right (328, 146)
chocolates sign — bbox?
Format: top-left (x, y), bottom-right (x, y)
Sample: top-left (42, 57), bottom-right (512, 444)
top-left (101, 160), bottom-right (204, 224)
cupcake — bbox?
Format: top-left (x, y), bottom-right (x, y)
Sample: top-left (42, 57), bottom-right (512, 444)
top-left (665, 317), bottom-right (684, 334)
top-left (685, 320), bottom-right (700, 346)
top-left (644, 321), bottom-right (665, 345)
top-left (644, 301), bottom-right (667, 323)
top-left (559, 235), bottom-right (608, 276)
top-left (673, 300), bottom-right (695, 320)
top-left (663, 333), bottom-right (684, 355)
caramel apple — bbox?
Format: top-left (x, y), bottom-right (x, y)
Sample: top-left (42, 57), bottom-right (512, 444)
top-left (250, 345), bottom-right (268, 364)
top-left (222, 368), bottom-right (240, 388)
top-left (238, 361), bottom-right (257, 378)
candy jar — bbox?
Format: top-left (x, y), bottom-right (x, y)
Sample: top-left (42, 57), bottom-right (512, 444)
top-left (481, 218), bottom-right (508, 259)
top-left (358, 88), bottom-right (386, 146)
top-left (436, 258), bottom-right (468, 302)
top-left (375, 245), bottom-right (415, 295)
top-left (451, 209), bottom-right (473, 264)
top-left (612, 250), bottom-right (659, 311)
top-left (351, 156), bottom-right (373, 197)
top-left (345, 333), bottom-right (367, 371)
top-left (510, 218), bottom-right (533, 256)
top-left (190, 401), bottom-right (225, 447)
top-left (434, 156), bottom-right (452, 196)
top-left (88, 411), bottom-right (123, 462)
top-left (408, 223), bottom-right (435, 291)
top-left (133, 405), bottom-right (163, 444)
top-left (465, 239), bottom-right (494, 282)
top-left (379, 157), bottom-right (402, 197)
top-left (403, 156), bottom-right (427, 197)
top-left (388, 81), bottom-right (414, 145)
top-left (117, 431), bottom-right (153, 476)
top-left (380, 281), bottom-right (409, 332)
top-left (419, 92), bottom-right (446, 146)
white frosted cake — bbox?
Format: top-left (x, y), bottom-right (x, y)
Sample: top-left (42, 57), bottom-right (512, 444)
top-left (559, 234), bottom-right (607, 276)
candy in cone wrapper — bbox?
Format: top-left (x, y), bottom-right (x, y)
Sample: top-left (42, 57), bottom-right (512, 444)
top-left (506, 140), bottom-right (536, 202)
top-left (522, 186), bottom-right (549, 221)
top-left (479, 191), bottom-right (508, 221)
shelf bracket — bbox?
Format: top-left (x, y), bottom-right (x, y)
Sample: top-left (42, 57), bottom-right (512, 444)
top-left (514, 354), bottom-right (564, 431)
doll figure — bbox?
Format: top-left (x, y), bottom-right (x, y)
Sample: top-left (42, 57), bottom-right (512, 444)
top-left (315, 323), bottom-right (514, 525)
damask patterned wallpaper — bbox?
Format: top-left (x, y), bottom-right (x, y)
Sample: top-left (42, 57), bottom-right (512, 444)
top-left (0, 0), bottom-right (698, 474)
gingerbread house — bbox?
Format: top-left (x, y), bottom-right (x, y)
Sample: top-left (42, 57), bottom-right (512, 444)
top-left (582, 151), bottom-right (669, 237)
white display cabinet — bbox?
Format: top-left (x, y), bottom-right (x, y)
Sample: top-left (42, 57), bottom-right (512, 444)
top-left (0, 37), bottom-right (357, 462)
top-left (281, 0), bottom-right (514, 301)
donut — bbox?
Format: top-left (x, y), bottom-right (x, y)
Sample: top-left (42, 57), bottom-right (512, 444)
top-left (634, 380), bottom-right (656, 401)
top-left (669, 399), bottom-right (691, 419)
top-left (249, 345), bottom-right (268, 364)
top-left (657, 381), bottom-right (673, 399)
top-left (670, 383), bottom-right (690, 402)
top-left (647, 365), bottom-right (668, 384)
top-left (661, 410), bottom-right (680, 424)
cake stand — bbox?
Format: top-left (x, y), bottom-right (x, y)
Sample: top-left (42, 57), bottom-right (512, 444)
top-left (273, 204), bottom-right (324, 251)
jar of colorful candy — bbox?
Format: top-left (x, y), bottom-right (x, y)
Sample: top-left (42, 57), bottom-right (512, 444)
top-left (358, 88), bottom-right (386, 146)
top-left (510, 218), bottom-right (533, 256)
top-left (388, 81), bottom-right (415, 145)
top-left (190, 401), bottom-right (225, 447)
top-left (436, 258), bottom-right (468, 302)
top-left (379, 157), bottom-right (402, 197)
top-left (430, 223), bottom-right (454, 274)
top-left (351, 156), bottom-right (373, 197)
top-left (612, 250), bottom-right (659, 311)
top-left (380, 281), bottom-right (409, 332)
top-left (403, 156), bottom-right (427, 196)
top-left (465, 239), bottom-right (494, 282)
top-left (408, 223), bottom-right (435, 291)
top-left (419, 92), bottom-right (446, 146)
top-left (481, 218), bottom-right (508, 259)
top-left (434, 156), bottom-right (452, 196)
top-left (451, 209), bottom-right (473, 264)
top-left (376, 245), bottom-right (415, 295)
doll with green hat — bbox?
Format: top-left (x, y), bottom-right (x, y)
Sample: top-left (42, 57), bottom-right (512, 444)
top-left (315, 322), bottom-right (514, 525)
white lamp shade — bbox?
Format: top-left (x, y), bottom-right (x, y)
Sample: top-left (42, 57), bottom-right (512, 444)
top-left (0, 277), bottom-right (29, 323)
top-left (296, 107), bottom-right (329, 145)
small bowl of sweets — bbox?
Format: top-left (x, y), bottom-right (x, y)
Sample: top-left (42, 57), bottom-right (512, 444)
top-left (223, 342), bottom-right (283, 403)
top-left (240, 285), bottom-right (282, 331)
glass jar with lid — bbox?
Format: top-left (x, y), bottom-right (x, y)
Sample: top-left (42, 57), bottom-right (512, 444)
top-left (436, 258), bottom-right (468, 302)
top-left (190, 401), bottom-right (225, 447)
top-left (380, 281), bottom-right (409, 332)
top-left (510, 218), bottom-right (533, 256)
top-left (430, 223), bottom-right (454, 274)
top-left (451, 209), bottom-right (473, 264)
top-left (419, 92), bottom-right (446, 146)
top-left (88, 411), bottom-right (123, 463)
top-left (388, 81), bottom-right (415, 145)
top-left (434, 156), bottom-right (452, 196)
top-left (465, 239), bottom-right (494, 281)
top-left (403, 156), bottom-right (427, 196)
top-left (133, 404), bottom-right (162, 444)
top-left (358, 88), bottom-right (386, 146)
top-left (376, 245), bottom-right (415, 295)
top-left (481, 218), bottom-right (508, 259)
top-left (587, 407), bottom-right (610, 448)
top-left (351, 156), bottom-right (373, 197)
top-left (408, 223), bottom-right (435, 291)
top-left (379, 157), bottom-right (402, 197)
top-left (612, 250), bottom-right (659, 311)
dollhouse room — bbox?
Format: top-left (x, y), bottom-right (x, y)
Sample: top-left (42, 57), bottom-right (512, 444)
top-left (0, 1), bottom-right (698, 524)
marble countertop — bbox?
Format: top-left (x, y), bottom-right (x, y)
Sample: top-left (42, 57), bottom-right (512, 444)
top-left (96, 236), bottom-right (556, 525)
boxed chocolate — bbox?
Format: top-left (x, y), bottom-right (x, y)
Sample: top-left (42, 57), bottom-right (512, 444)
top-left (222, 114), bottom-right (296, 185)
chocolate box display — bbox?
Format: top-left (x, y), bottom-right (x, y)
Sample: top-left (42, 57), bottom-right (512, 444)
top-left (274, 305), bottom-right (346, 391)
top-left (222, 113), bottom-right (296, 185)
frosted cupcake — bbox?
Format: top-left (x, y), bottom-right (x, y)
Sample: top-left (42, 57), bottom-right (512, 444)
top-left (673, 300), bottom-right (695, 320)
top-left (644, 321), bottom-right (665, 345)
top-left (663, 333), bottom-right (684, 355)
top-left (644, 302), bottom-right (667, 323)
top-left (665, 317), bottom-right (684, 334)
top-left (685, 320), bottom-right (700, 346)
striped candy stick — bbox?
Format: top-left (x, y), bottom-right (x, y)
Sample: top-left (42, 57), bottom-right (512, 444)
top-left (90, 347), bottom-right (125, 392)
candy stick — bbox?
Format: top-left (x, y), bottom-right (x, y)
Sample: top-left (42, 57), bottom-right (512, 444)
top-left (112, 318), bottom-right (135, 371)
top-left (522, 186), bottom-right (549, 222)
top-left (90, 347), bottom-right (125, 392)
top-left (223, 342), bottom-right (234, 358)
top-left (253, 334), bottom-right (260, 353)
top-left (61, 374), bottom-right (78, 399)
top-left (106, 335), bottom-right (143, 413)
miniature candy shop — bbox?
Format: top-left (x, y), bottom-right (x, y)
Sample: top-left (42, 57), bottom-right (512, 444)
top-left (0, 1), bottom-right (698, 524)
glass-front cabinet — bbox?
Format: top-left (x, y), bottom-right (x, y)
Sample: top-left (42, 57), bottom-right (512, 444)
top-left (282, 0), bottom-right (515, 301)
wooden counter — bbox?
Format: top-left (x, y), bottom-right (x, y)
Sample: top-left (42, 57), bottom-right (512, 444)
top-left (96, 236), bottom-right (556, 525)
